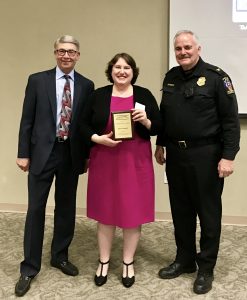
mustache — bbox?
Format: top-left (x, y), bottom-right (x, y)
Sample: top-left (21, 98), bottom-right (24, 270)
top-left (179, 55), bottom-right (190, 58)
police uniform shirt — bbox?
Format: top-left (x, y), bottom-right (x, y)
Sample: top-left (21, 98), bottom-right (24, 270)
top-left (157, 57), bottom-right (240, 160)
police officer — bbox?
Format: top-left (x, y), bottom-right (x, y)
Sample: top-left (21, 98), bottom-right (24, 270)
top-left (155, 30), bottom-right (240, 295)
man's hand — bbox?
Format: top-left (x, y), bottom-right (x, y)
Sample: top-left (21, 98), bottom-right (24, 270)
top-left (155, 145), bottom-right (166, 165)
top-left (16, 158), bottom-right (30, 172)
top-left (218, 158), bottom-right (234, 178)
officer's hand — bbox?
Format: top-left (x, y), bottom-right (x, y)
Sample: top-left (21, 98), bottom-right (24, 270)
top-left (16, 158), bottom-right (30, 172)
top-left (155, 146), bottom-right (166, 165)
top-left (218, 158), bottom-right (234, 178)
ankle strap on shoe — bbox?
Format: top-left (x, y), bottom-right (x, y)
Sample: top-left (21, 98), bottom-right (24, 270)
top-left (98, 259), bottom-right (110, 276)
top-left (99, 259), bottom-right (110, 265)
top-left (123, 261), bottom-right (134, 278)
top-left (123, 261), bottom-right (134, 266)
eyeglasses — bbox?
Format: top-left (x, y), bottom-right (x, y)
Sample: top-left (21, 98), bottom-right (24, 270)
top-left (56, 49), bottom-right (78, 57)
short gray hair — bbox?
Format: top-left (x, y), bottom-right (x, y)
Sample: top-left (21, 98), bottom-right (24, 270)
top-left (54, 35), bottom-right (80, 50)
top-left (173, 30), bottom-right (200, 47)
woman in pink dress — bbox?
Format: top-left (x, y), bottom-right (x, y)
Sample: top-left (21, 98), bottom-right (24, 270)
top-left (81, 53), bottom-right (161, 287)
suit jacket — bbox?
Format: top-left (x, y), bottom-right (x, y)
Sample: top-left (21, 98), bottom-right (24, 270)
top-left (17, 68), bottom-right (94, 175)
top-left (80, 84), bottom-right (162, 147)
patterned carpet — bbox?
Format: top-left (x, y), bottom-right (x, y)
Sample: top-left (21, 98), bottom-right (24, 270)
top-left (0, 212), bottom-right (247, 299)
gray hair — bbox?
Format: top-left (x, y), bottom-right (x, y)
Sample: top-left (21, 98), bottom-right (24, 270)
top-left (173, 30), bottom-right (200, 47)
top-left (54, 35), bottom-right (80, 50)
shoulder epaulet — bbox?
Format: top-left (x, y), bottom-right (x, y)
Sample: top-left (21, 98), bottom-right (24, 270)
top-left (205, 63), bottom-right (228, 77)
top-left (165, 66), bottom-right (179, 75)
top-left (205, 63), bottom-right (235, 94)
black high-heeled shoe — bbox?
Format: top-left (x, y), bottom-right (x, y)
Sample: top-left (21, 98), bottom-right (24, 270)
top-left (122, 261), bottom-right (135, 288)
top-left (94, 259), bottom-right (109, 286)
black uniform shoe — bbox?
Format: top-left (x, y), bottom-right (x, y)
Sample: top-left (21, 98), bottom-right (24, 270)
top-left (15, 275), bottom-right (33, 297)
top-left (158, 262), bottom-right (197, 279)
top-left (193, 272), bottom-right (214, 294)
top-left (50, 260), bottom-right (79, 276)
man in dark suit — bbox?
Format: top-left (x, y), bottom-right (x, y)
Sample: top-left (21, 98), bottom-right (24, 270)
top-left (15, 35), bottom-right (94, 297)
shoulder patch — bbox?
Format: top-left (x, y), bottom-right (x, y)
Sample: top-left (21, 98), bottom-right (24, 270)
top-left (222, 76), bottom-right (235, 95)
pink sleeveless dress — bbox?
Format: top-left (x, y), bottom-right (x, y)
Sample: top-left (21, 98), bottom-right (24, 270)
top-left (87, 95), bottom-right (154, 228)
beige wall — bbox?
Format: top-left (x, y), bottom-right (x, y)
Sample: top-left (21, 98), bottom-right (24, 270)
top-left (0, 0), bottom-right (246, 223)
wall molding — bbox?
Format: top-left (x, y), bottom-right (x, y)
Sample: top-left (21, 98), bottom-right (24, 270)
top-left (1, 203), bottom-right (247, 226)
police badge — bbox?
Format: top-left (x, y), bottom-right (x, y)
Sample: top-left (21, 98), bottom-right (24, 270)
top-left (197, 77), bottom-right (206, 86)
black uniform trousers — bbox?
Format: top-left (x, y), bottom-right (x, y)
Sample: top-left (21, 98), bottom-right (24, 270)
top-left (20, 140), bottom-right (79, 277)
top-left (165, 142), bottom-right (224, 274)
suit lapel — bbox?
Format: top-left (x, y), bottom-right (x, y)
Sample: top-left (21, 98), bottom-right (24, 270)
top-left (45, 68), bottom-right (57, 122)
top-left (72, 72), bottom-right (81, 121)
